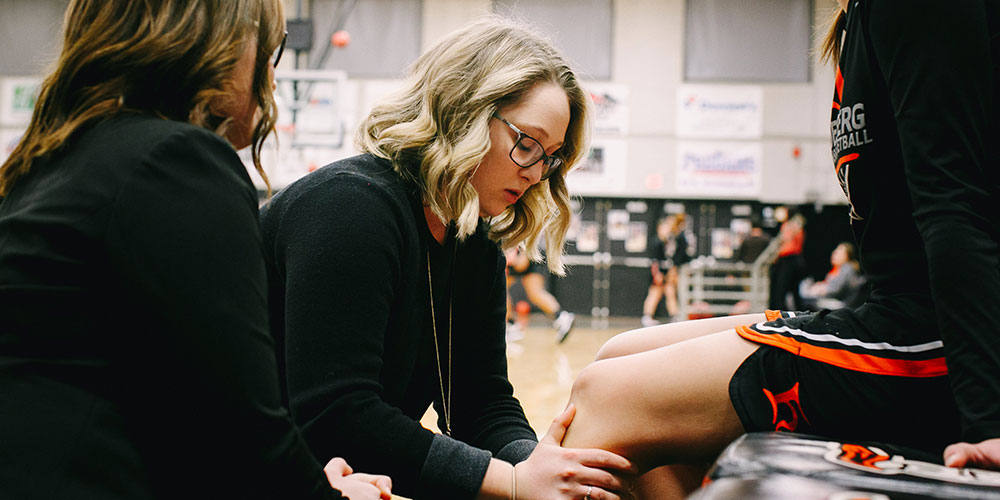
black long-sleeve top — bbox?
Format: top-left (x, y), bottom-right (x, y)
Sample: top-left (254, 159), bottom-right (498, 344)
top-left (0, 114), bottom-right (339, 500)
top-left (835, 0), bottom-right (1000, 442)
top-left (260, 154), bottom-right (538, 500)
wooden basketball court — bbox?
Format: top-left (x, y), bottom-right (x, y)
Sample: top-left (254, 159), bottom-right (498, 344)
top-left (419, 315), bottom-right (636, 437)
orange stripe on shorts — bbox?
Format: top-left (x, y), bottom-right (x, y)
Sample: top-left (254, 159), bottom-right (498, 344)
top-left (735, 325), bottom-right (948, 378)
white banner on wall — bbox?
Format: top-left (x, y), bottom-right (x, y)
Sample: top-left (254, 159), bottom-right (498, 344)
top-left (676, 85), bottom-right (763, 139)
top-left (566, 137), bottom-right (627, 195)
top-left (0, 78), bottom-right (41, 127)
top-left (584, 82), bottom-right (629, 136)
top-left (676, 141), bottom-right (762, 197)
top-left (244, 70), bottom-right (358, 190)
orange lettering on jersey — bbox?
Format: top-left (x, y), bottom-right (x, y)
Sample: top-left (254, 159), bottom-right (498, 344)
top-left (836, 153), bottom-right (859, 174)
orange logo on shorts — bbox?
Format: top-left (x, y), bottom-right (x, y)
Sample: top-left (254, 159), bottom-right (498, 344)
top-left (763, 382), bottom-right (810, 432)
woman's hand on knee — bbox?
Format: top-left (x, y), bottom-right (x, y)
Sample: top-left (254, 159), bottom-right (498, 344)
top-left (516, 405), bottom-right (637, 500)
top-left (323, 457), bottom-right (393, 500)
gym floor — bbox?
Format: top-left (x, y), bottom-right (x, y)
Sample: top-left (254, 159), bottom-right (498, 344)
top-left (420, 315), bottom-right (638, 436)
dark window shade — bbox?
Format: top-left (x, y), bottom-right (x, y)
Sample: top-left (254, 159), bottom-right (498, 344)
top-left (309, 0), bottom-right (422, 78)
top-left (685, 0), bottom-right (812, 82)
top-left (493, 0), bottom-right (614, 81)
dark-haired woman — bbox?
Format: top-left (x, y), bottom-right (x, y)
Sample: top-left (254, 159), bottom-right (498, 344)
top-left (0, 1), bottom-right (388, 499)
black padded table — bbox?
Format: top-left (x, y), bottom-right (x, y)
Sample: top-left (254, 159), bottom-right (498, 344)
top-left (690, 433), bottom-right (1000, 499)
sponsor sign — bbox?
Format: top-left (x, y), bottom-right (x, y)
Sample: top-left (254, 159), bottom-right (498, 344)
top-left (677, 85), bottom-right (763, 139)
top-left (676, 141), bottom-right (762, 197)
top-left (0, 78), bottom-right (41, 126)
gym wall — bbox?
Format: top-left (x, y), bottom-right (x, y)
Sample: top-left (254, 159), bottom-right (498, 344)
top-left (1, 0), bottom-right (845, 207)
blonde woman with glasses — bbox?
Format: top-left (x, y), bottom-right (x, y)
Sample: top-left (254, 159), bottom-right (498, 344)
top-left (0, 1), bottom-right (389, 499)
top-left (260, 17), bottom-right (635, 500)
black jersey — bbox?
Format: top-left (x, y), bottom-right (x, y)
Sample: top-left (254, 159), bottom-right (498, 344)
top-left (832, 0), bottom-right (1000, 442)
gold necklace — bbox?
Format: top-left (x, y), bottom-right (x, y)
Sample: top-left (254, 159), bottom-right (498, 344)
top-left (426, 244), bottom-right (455, 436)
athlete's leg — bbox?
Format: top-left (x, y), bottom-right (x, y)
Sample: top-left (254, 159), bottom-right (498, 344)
top-left (642, 284), bottom-right (664, 318)
top-left (631, 464), bottom-right (708, 500)
top-left (521, 272), bottom-right (560, 316)
top-left (562, 329), bottom-right (759, 475)
top-left (596, 313), bottom-right (766, 360)
top-left (665, 267), bottom-right (680, 317)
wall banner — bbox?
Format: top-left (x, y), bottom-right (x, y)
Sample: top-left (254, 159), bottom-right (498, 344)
top-left (676, 85), bottom-right (763, 139)
top-left (566, 137), bottom-right (628, 195)
top-left (675, 141), bottom-right (762, 197)
top-left (0, 78), bottom-right (41, 126)
top-left (585, 83), bottom-right (629, 136)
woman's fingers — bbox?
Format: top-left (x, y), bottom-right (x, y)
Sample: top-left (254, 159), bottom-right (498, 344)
top-left (573, 467), bottom-right (631, 493)
top-left (567, 449), bottom-right (637, 495)
top-left (575, 449), bottom-right (636, 474)
top-left (348, 473), bottom-right (393, 499)
top-left (323, 457), bottom-right (353, 478)
top-left (540, 403), bottom-right (577, 446)
top-left (580, 484), bottom-right (627, 500)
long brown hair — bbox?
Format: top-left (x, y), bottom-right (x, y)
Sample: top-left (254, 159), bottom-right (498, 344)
top-left (819, 6), bottom-right (847, 65)
top-left (0, 0), bottom-right (285, 197)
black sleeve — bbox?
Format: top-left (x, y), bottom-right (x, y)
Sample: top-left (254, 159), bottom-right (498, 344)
top-left (104, 128), bottom-right (338, 499)
top-left (869, 0), bottom-right (1000, 442)
top-left (266, 173), bottom-right (488, 499)
top-left (447, 245), bottom-right (537, 462)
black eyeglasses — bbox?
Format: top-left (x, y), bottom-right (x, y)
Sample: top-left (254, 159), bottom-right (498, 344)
top-left (492, 112), bottom-right (563, 181)
top-left (271, 31), bottom-right (287, 67)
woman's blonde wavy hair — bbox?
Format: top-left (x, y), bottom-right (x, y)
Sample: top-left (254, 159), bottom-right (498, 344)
top-left (0, 0), bottom-right (285, 197)
top-left (356, 16), bottom-right (589, 275)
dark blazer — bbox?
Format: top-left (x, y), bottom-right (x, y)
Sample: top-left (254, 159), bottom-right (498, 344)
top-left (0, 114), bottom-right (338, 499)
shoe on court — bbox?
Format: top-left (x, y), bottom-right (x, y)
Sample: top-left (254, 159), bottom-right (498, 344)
top-left (554, 311), bottom-right (575, 344)
top-left (505, 322), bottom-right (524, 342)
top-left (641, 315), bottom-right (659, 328)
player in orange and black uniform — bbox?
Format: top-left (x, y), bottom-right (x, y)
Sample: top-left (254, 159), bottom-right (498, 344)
top-left (555, 0), bottom-right (1000, 493)
top-left (741, 0), bottom-right (1000, 465)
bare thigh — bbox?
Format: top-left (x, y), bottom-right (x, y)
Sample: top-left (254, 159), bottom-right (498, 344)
top-left (563, 329), bottom-right (760, 472)
top-left (596, 313), bottom-right (766, 360)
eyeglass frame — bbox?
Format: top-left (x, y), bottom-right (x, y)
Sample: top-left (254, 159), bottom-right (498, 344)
top-left (491, 112), bottom-right (563, 181)
top-left (271, 31), bottom-right (288, 67)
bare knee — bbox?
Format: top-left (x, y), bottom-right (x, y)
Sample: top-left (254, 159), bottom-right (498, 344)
top-left (570, 360), bottom-right (611, 405)
top-left (566, 359), bottom-right (675, 471)
top-left (565, 360), bottom-right (623, 447)
top-left (595, 331), bottom-right (642, 361)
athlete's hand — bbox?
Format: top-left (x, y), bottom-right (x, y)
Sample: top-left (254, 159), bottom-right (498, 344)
top-left (324, 457), bottom-right (392, 500)
top-left (944, 438), bottom-right (1000, 470)
top-left (515, 404), bottom-right (637, 500)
